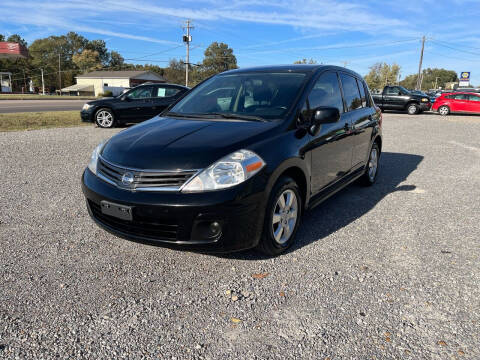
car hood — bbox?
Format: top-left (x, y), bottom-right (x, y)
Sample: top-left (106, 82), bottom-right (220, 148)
top-left (101, 116), bottom-right (281, 170)
top-left (87, 97), bottom-right (117, 105)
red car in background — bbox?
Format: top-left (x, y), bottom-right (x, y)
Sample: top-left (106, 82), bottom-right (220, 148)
top-left (432, 92), bottom-right (480, 116)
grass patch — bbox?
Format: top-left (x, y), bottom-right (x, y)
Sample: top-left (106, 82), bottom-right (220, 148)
top-left (0, 111), bottom-right (89, 132)
top-left (0, 94), bottom-right (98, 100)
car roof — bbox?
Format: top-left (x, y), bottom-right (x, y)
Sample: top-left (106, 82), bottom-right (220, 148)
top-left (221, 64), bottom-right (363, 78)
top-left (442, 92), bottom-right (479, 96)
top-left (135, 82), bottom-right (189, 89)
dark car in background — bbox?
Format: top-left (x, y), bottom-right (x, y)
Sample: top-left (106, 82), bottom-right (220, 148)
top-left (82, 65), bottom-right (382, 255)
top-left (81, 83), bottom-right (189, 128)
top-left (372, 85), bottom-right (431, 114)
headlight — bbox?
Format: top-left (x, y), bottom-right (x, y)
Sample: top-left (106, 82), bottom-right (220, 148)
top-left (87, 140), bottom-right (107, 175)
top-left (182, 150), bottom-right (265, 193)
top-left (421, 98), bottom-right (429, 102)
top-left (82, 103), bottom-right (92, 111)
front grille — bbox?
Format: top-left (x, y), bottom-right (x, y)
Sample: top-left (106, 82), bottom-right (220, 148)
top-left (88, 200), bottom-right (179, 241)
top-left (97, 157), bottom-right (197, 191)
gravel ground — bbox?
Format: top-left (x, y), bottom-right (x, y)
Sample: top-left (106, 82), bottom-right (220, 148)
top-left (1, 113), bottom-right (479, 359)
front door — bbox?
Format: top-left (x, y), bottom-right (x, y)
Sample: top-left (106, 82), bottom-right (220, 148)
top-left (117, 85), bottom-right (154, 122)
top-left (307, 71), bottom-right (354, 194)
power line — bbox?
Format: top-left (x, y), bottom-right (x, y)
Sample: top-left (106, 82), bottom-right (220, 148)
top-left (430, 39), bottom-right (480, 57)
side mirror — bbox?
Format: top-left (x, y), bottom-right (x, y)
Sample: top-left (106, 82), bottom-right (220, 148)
top-left (310, 107), bottom-right (340, 135)
top-left (397, 91), bottom-right (402, 96)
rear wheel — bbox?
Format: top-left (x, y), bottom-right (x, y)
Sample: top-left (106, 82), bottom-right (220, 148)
top-left (438, 105), bottom-right (450, 116)
top-left (407, 103), bottom-right (419, 115)
top-left (95, 108), bottom-right (115, 128)
top-left (257, 176), bottom-right (302, 256)
top-left (359, 143), bottom-right (380, 186)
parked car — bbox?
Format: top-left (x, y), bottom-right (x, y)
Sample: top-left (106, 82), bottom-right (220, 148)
top-left (82, 65), bottom-right (382, 255)
top-left (372, 85), bottom-right (431, 114)
top-left (432, 92), bottom-right (480, 116)
top-left (80, 83), bottom-right (189, 128)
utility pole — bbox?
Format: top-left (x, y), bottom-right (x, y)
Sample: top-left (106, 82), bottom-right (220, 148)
top-left (434, 76), bottom-right (440, 90)
top-left (58, 54), bottom-right (62, 95)
top-left (41, 68), bottom-right (45, 95)
top-left (183, 20), bottom-right (193, 87)
top-left (416, 36), bottom-right (425, 90)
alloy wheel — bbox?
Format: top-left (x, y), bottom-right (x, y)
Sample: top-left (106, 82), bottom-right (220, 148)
top-left (368, 147), bottom-right (378, 181)
top-left (439, 106), bottom-right (449, 116)
top-left (408, 104), bottom-right (418, 115)
top-left (272, 189), bottom-right (298, 245)
top-left (96, 110), bottom-right (113, 128)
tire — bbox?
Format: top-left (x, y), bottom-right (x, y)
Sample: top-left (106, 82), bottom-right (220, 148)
top-left (438, 105), bottom-right (450, 116)
top-left (257, 176), bottom-right (302, 256)
top-left (359, 143), bottom-right (380, 186)
top-left (95, 108), bottom-right (116, 128)
top-left (406, 103), bottom-right (419, 115)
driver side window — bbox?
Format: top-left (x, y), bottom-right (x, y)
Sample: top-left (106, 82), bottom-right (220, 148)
top-left (308, 72), bottom-right (344, 114)
top-left (127, 86), bottom-right (153, 99)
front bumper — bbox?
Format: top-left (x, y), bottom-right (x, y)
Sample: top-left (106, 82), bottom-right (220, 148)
top-left (81, 109), bottom-right (95, 123)
top-left (419, 102), bottom-right (431, 111)
top-left (81, 168), bottom-right (267, 252)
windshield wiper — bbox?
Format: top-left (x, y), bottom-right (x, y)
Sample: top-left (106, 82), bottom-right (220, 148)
top-left (165, 112), bottom-right (209, 119)
top-left (207, 112), bottom-right (267, 122)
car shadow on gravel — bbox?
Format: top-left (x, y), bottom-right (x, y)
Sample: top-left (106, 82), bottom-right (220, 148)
top-left (218, 152), bottom-right (424, 260)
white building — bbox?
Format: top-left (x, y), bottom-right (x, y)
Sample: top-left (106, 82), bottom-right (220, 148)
top-left (60, 70), bottom-right (166, 96)
top-left (0, 72), bottom-right (12, 92)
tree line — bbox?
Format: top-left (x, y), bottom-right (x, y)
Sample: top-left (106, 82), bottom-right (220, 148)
top-left (0, 32), bottom-right (237, 92)
top-left (363, 62), bottom-right (459, 92)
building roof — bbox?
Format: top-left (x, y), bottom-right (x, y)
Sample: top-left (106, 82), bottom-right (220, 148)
top-left (60, 84), bottom-right (94, 92)
top-left (76, 70), bottom-right (164, 80)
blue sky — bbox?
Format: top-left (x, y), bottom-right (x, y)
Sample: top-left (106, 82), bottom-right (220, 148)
top-left (1, 0), bottom-right (480, 85)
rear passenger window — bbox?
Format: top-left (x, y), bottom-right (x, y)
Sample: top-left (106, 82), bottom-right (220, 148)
top-left (340, 73), bottom-right (362, 111)
top-left (357, 79), bottom-right (367, 107)
top-left (469, 95), bottom-right (480, 101)
top-left (308, 72), bottom-right (344, 114)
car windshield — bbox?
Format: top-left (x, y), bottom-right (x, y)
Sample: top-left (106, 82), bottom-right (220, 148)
top-left (168, 72), bottom-right (307, 121)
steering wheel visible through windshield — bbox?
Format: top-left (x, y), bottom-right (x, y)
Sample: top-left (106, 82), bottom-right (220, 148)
top-left (168, 72), bottom-right (307, 121)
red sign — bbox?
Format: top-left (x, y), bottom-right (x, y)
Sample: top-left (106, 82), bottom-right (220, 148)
top-left (0, 42), bottom-right (28, 59)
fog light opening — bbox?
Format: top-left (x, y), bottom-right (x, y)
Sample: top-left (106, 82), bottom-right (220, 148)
top-left (209, 221), bottom-right (222, 237)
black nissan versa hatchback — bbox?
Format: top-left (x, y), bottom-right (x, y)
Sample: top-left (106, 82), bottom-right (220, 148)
top-left (82, 65), bottom-right (382, 255)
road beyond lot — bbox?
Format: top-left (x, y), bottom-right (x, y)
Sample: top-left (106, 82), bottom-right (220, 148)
top-left (0, 99), bottom-right (86, 113)
top-left (0, 113), bottom-right (479, 359)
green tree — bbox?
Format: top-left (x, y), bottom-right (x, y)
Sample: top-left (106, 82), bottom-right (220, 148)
top-left (73, 49), bottom-right (102, 72)
top-left (108, 51), bottom-right (125, 69)
top-left (163, 59), bottom-right (185, 85)
top-left (201, 42), bottom-right (237, 78)
top-left (7, 34), bottom-right (27, 47)
top-left (364, 62), bottom-right (401, 91)
top-left (0, 34), bottom-right (5, 42)
top-left (294, 58), bottom-right (317, 64)
top-left (400, 68), bottom-right (458, 90)
top-left (86, 39), bottom-right (109, 64)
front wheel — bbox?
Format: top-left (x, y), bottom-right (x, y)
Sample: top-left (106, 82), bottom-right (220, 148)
top-left (257, 177), bottom-right (302, 256)
top-left (407, 103), bottom-right (419, 115)
top-left (95, 108), bottom-right (116, 128)
top-left (438, 105), bottom-right (450, 116)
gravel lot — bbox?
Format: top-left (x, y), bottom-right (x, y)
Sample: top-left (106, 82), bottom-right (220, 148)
top-left (1, 112), bottom-right (479, 359)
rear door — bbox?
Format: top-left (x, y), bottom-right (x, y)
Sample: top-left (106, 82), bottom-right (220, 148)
top-left (308, 71), bottom-right (355, 194)
top-left (349, 77), bottom-right (375, 169)
top-left (151, 86), bottom-right (184, 116)
top-left (466, 94), bottom-right (480, 113)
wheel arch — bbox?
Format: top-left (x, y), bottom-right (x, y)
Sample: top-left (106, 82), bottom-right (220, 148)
top-left (266, 159), bottom-right (310, 210)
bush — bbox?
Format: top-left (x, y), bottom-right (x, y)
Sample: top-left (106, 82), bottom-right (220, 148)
top-left (99, 90), bottom-right (113, 97)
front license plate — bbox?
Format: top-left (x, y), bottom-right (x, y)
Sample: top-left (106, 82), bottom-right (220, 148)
top-left (100, 200), bottom-right (133, 221)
